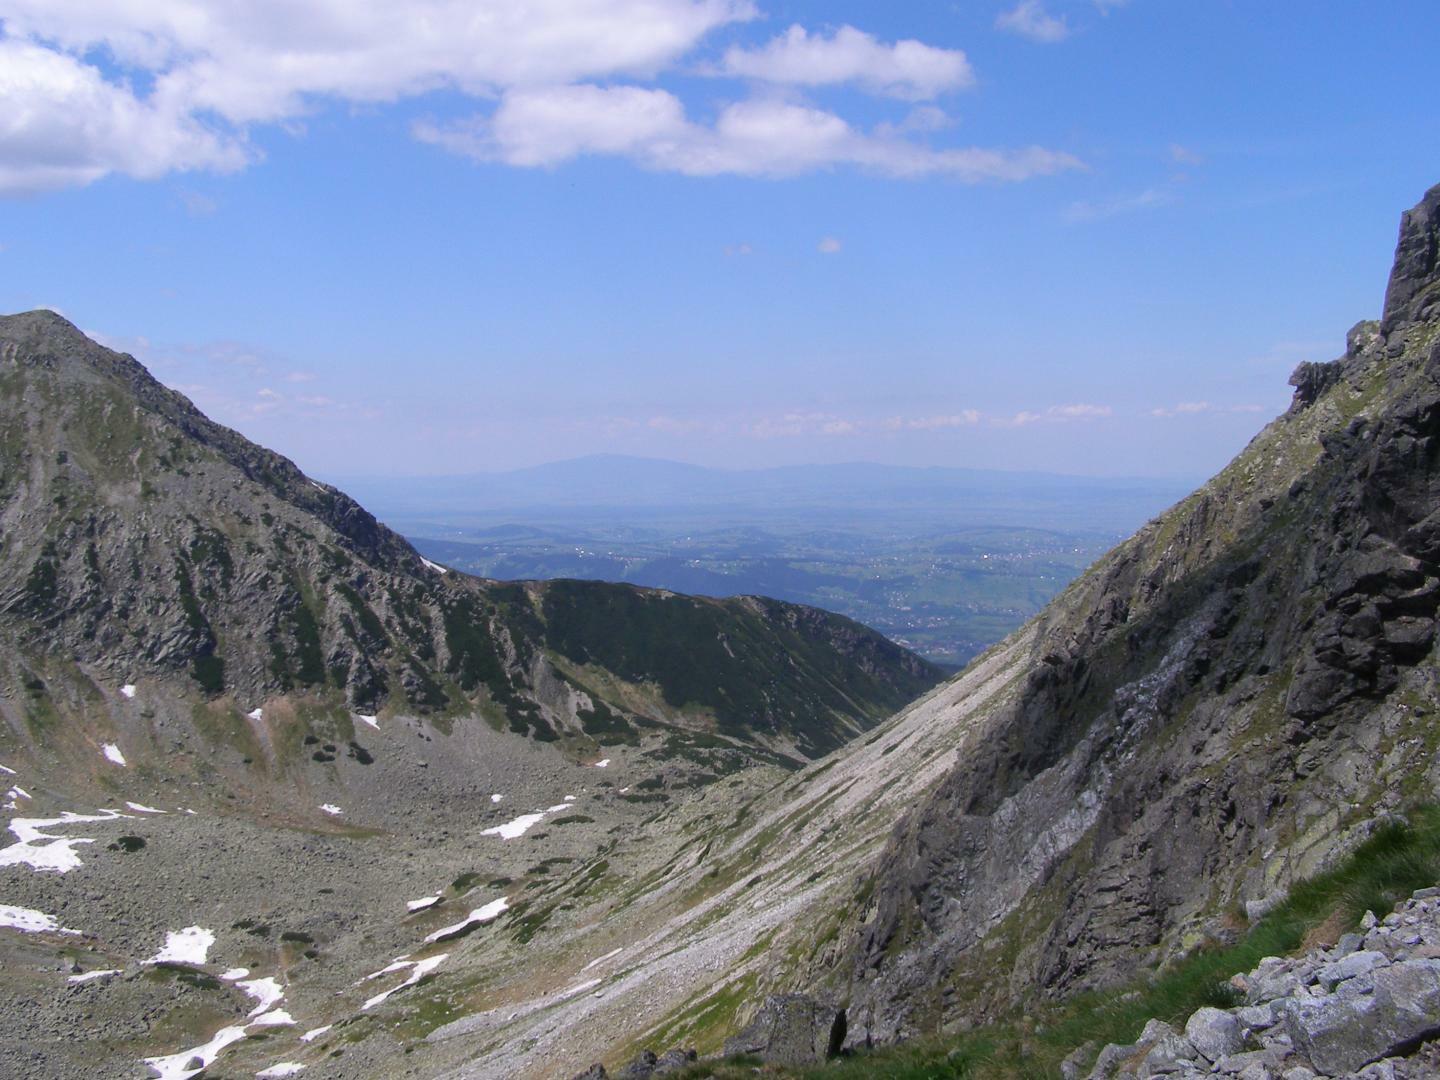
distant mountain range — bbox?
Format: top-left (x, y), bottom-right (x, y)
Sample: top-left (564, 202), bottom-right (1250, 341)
top-left (328, 455), bottom-right (1196, 535)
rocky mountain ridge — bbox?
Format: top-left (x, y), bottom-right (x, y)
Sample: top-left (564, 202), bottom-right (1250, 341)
top-left (799, 182), bottom-right (1440, 1046)
top-left (0, 308), bottom-right (941, 771)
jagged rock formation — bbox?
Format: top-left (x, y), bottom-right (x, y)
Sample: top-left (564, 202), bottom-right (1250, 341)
top-left (816, 183), bottom-right (1440, 1044)
top-left (0, 309), bottom-right (941, 765)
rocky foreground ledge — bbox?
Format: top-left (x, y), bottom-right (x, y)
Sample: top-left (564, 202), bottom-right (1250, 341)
top-left (1081, 886), bottom-right (1440, 1080)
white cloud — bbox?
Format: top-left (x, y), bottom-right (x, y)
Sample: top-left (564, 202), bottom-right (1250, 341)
top-left (717, 24), bottom-right (973, 100)
top-left (995, 1), bottom-right (1070, 44)
top-left (892, 412), bottom-right (981, 430)
top-left (0, 38), bottom-right (246, 195)
top-left (0, 0), bottom-right (755, 191)
top-left (723, 242), bottom-right (753, 256)
top-left (2, 1), bottom-right (756, 121)
top-left (1149, 401), bottom-right (1208, 417)
top-left (418, 87), bottom-right (1083, 181)
top-left (996, 403), bottom-right (1111, 426)
top-left (817, 236), bottom-right (842, 254)
top-left (1049, 402), bottom-right (1112, 419)
top-left (2, 1), bottom-right (1083, 191)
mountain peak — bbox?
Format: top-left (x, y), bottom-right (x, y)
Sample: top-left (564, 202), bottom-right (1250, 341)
top-left (1382, 181), bottom-right (1440, 334)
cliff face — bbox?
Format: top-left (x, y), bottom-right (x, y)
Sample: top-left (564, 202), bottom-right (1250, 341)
top-left (825, 184), bottom-right (1440, 1043)
top-left (0, 311), bottom-right (941, 766)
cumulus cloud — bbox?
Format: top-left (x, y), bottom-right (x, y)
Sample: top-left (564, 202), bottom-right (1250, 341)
top-left (0, 0), bottom-right (754, 191)
top-left (1, 1), bottom-right (1082, 191)
top-left (1, 0), bottom-right (755, 122)
top-left (817, 236), bottom-right (842, 254)
top-left (995, 1), bottom-right (1070, 44)
top-left (417, 87), bottom-right (1083, 180)
top-left (0, 38), bottom-right (246, 195)
top-left (717, 24), bottom-right (973, 100)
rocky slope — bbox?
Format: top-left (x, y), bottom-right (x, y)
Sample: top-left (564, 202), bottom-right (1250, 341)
top-left (802, 182), bottom-right (1440, 1044)
top-left (1083, 884), bottom-right (1440, 1079)
top-left (0, 308), bottom-right (941, 771)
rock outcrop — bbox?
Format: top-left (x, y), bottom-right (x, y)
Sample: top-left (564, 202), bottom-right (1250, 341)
top-left (721, 993), bottom-right (847, 1066)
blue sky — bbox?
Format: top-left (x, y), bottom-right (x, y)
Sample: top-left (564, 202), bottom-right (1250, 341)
top-left (1, 1), bottom-right (1437, 480)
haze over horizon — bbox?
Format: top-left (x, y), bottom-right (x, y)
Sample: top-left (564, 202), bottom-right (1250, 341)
top-left (3, 2), bottom-right (1438, 481)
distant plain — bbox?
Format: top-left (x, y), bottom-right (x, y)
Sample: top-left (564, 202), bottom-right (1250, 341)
top-left (335, 456), bottom-right (1193, 665)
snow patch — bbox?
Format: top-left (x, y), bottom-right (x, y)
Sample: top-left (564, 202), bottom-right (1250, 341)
top-left (237, 976), bottom-right (285, 1017)
top-left (101, 743), bottom-right (127, 766)
top-left (593, 758), bottom-right (610, 768)
top-left (126, 802), bottom-right (166, 814)
top-left (258, 1065), bottom-right (306, 1078)
top-left (480, 813), bottom-right (546, 840)
top-left (249, 1009), bottom-right (295, 1027)
top-left (319, 804), bottom-right (343, 816)
top-left (147, 926), bottom-right (215, 966)
top-left (490, 793), bottom-right (503, 804)
top-left (1, 809), bottom-right (129, 873)
top-left (362, 953), bottom-right (448, 1011)
top-left (299, 1025), bottom-right (331, 1043)
top-left (360, 956), bottom-right (413, 982)
top-left (356, 714), bottom-right (379, 730)
top-left (143, 1024), bottom-right (248, 1080)
top-left (420, 558), bottom-right (449, 574)
top-left (544, 803), bottom-right (571, 813)
top-left (423, 897), bottom-right (509, 944)
top-left (68, 969), bottom-right (119, 984)
top-left (220, 968), bottom-right (249, 981)
top-left (407, 895), bottom-right (441, 913)
top-left (4, 786), bottom-right (30, 810)
top-left (246, 707), bottom-right (264, 722)
top-left (0, 904), bottom-right (78, 935)
top-left (0, 763), bottom-right (15, 775)
top-left (120, 684), bottom-right (137, 699)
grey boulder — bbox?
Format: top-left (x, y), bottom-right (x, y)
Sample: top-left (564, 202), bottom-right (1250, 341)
top-left (722, 993), bottom-right (847, 1066)
top-left (1186, 1006), bottom-right (1244, 1062)
top-left (1284, 959), bottom-right (1440, 1074)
